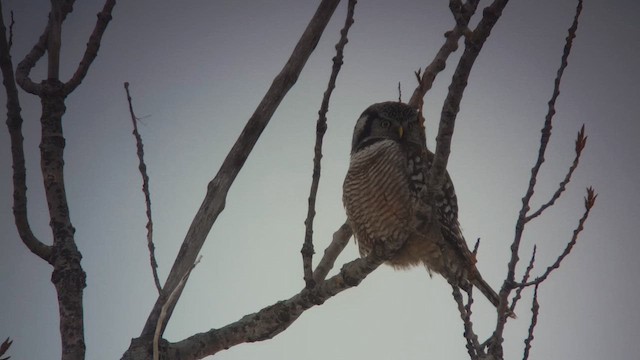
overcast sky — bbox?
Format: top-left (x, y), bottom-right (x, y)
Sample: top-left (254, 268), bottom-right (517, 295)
top-left (1, 0), bottom-right (639, 359)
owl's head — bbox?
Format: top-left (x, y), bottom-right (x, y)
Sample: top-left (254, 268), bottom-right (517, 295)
top-left (351, 101), bottom-right (423, 153)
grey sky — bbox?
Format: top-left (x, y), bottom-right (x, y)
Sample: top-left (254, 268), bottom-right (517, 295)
top-left (1, 0), bottom-right (639, 359)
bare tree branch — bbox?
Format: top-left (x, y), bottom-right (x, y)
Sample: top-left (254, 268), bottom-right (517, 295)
top-left (138, 0), bottom-right (343, 339)
top-left (428, 0), bottom-right (509, 194)
top-left (499, 0), bottom-right (583, 309)
top-left (525, 126), bottom-right (587, 222)
top-left (0, 2), bottom-right (52, 261)
top-left (124, 82), bottom-right (162, 295)
top-left (491, 2), bottom-right (584, 356)
top-left (0, 337), bottom-right (12, 360)
top-left (522, 284), bottom-right (540, 360)
top-left (408, 0), bottom-right (480, 134)
top-left (452, 286), bottom-right (481, 360)
top-left (303, 0), bottom-right (357, 289)
top-left (509, 245), bottom-right (536, 314)
top-left (313, 221), bottom-right (352, 282)
top-left (153, 257), bottom-right (201, 360)
top-left (515, 187), bottom-right (596, 289)
top-left (7, 10), bottom-right (13, 50)
top-left (63, 0), bottom-right (115, 94)
top-left (166, 251), bottom-right (386, 359)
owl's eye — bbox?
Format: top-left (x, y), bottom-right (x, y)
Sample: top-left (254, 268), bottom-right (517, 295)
top-left (380, 119), bottom-right (391, 129)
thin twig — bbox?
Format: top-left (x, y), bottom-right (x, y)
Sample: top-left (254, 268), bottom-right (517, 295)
top-left (509, 245), bottom-right (536, 314)
top-left (312, 221), bottom-right (352, 283)
top-left (124, 82), bottom-right (162, 295)
top-left (492, 2), bottom-right (584, 355)
top-left (525, 126), bottom-right (587, 222)
top-left (0, 2), bottom-right (52, 261)
top-left (522, 284), bottom-right (540, 360)
top-left (0, 337), bottom-right (12, 360)
top-left (451, 285), bottom-right (480, 360)
top-left (515, 187), bottom-right (596, 289)
top-left (138, 0), bottom-right (342, 338)
top-left (303, 0), bottom-right (357, 289)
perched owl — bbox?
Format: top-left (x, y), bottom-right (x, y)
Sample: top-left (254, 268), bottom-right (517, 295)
top-left (343, 101), bottom-right (502, 310)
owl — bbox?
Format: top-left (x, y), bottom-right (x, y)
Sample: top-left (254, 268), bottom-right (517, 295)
top-left (343, 101), bottom-right (502, 310)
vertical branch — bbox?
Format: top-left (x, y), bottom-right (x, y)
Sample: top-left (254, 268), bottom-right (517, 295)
top-left (124, 82), bottom-right (162, 295)
top-left (451, 286), bottom-right (481, 360)
top-left (302, 0), bottom-right (357, 289)
top-left (139, 0), bottom-right (342, 338)
top-left (47, 1), bottom-right (63, 80)
top-left (522, 284), bottom-right (540, 360)
top-left (509, 245), bottom-right (536, 313)
top-left (0, 2), bottom-right (52, 261)
top-left (490, 1), bottom-right (584, 356)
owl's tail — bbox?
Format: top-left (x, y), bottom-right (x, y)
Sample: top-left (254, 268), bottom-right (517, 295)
top-left (471, 276), bottom-right (517, 318)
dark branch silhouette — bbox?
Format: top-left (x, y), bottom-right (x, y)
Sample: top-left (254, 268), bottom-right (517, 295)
top-left (302, 0), bottom-right (357, 289)
top-left (0, 2), bottom-right (52, 261)
top-left (124, 82), bottom-right (162, 295)
top-left (137, 0), bottom-right (343, 341)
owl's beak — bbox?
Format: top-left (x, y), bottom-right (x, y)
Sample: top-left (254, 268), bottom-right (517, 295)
top-left (398, 126), bottom-right (404, 139)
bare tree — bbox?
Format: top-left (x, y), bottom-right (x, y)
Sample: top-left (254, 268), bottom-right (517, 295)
top-left (1, 1), bottom-right (594, 360)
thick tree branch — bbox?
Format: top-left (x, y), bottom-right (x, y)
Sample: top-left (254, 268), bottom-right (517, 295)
top-left (408, 0), bottom-right (479, 110)
top-left (139, 0), bottom-right (342, 339)
top-left (167, 252), bottom-right (385, 359)
top-left (428, 0), bottom-right (509, 192)
top-left (303, 0), bottom-right (356, 289)
top-left (63, 0), bottom-right (115, 94)
top-left (313, 221), bottom-right (352, 283)
top-left (124, 82), bottom-right (162, 295)
top-left (0, 2), bottom-right (52, 261)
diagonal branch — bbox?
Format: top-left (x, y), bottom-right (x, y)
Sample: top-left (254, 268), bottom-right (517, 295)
top-left (166, 251), bottom-right (385, 359)
top-left (525, 126), bottom-right (587, 222)
top-left (63, 0), bottom-right (115, 94)
top-left (0, 2), bottom-right (52, 261)
top-left (303, 0), bottom-right (357, 289)
top-left (124, 82), bottom-right (162, 295)
top-left (515, 187), bottom-right (596, 289)
top-left (428, 0), bottom-right (509, 193)
top-left (408, 0), bottom-right (479, 109)
top-left (138, 0), bottom-right (343, 338)
top-left (313, 221), bottom-right (352, 283)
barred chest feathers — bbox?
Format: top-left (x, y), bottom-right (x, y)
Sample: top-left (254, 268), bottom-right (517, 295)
top-left (343, 140), bottom-right (419, 261)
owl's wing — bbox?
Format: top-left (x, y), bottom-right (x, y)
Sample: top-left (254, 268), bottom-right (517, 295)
top-left (420, 148), bottom-right (477, 267)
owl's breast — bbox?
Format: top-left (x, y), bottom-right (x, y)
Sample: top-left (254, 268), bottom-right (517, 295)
top-left (343, 140), bottom-right (413, 256)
